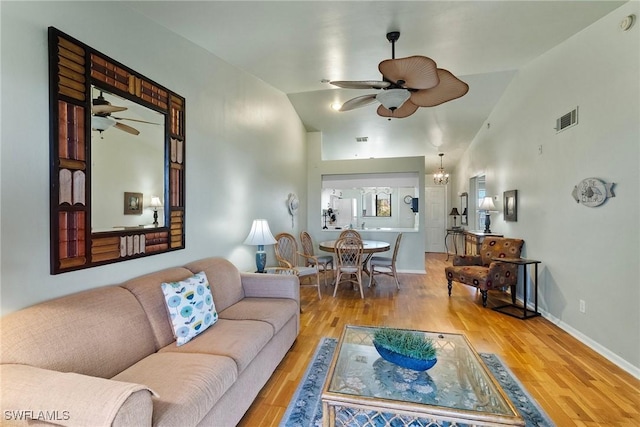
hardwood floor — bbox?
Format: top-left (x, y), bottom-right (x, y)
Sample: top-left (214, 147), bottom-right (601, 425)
top-left (238, 253), bottom-right (640, 426)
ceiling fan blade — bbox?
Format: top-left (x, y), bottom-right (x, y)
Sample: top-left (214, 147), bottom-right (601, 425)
top-left (409, 69), bottom-right (469, 107)
top-left (377, 100), bottom-right (419, 118)
top-left (339, 94), bottom-right (378, 111)
top-left (378, 56), bottom-right (439, 90)
top-left (112, 116), bottom-right (161, 125)
top-left (92, 104), bottom-right (127, 114)
top-left (114, 122), bottom-right (140, 135)
top-left (330, 80), bottom-right (391, 90)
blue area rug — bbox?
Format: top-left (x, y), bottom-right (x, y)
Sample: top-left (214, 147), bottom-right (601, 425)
top-left (280, 337), bottom-right (555, 427)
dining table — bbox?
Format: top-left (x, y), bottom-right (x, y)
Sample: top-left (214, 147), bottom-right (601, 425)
top-left (319, 239), bottom-right (391, 276)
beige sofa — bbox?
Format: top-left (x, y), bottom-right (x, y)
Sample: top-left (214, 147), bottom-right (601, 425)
top-left (0, 257), bottom-right (300, 426)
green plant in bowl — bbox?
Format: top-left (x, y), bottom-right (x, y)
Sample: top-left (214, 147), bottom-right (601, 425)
top-left (373, 328), bottom-right (437, 371)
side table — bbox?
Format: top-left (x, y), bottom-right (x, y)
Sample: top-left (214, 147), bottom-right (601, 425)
top-left (491, 258), bottom-right (541, 320)
top-left (444, 228), bottom-right (465, 260)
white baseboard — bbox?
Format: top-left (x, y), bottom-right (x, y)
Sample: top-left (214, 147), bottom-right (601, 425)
top-left (397, 269), bottom-right (427, 274)
top-left (526, 302), bottom-right (640, 379)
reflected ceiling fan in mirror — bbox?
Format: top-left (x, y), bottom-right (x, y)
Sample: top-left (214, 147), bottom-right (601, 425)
top-left (91, 90), bottom-right (159, 136)
top-left (330, 32), bottom-right (469, 119)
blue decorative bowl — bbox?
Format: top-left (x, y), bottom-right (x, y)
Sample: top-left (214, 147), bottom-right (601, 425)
top-left (373, 341), bottom-right (437, 371)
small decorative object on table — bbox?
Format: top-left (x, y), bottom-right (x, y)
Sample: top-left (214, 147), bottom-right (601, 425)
top-left (372, 328), bottom-right (437, 371)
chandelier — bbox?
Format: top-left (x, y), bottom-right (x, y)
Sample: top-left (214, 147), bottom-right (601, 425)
top-left (433, 153), bottom-right (449, 185)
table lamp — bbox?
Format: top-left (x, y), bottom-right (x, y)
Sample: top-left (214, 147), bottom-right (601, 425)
top-left (244, 219), bottom-right (277, 273)
top-left (150, 196), bottom-right (163, 227)
top-left (478, 197), bottom-right (497, 233)
top-left (449, 207), bottom-right (460, 228)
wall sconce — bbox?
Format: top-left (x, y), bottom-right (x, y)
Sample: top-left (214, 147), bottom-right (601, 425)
top-left (150, 196), bottom-right (163, 227)
top-left (478, 197), bottom-right (497, 233)
top-left (243, 219), bottom-right (277, 273)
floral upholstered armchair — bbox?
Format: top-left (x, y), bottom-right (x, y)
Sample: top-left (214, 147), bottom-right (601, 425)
top-left (445, 237), bottom-right (524, 307)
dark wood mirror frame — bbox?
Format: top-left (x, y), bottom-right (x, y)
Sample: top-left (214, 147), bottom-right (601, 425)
top-left (460, 192), bottom-right (469, 226)
top-left (48, 27), bottom-right (185, 274)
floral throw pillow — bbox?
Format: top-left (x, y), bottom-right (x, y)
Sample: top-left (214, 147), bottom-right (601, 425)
top-left (161, 271), bottom-right (218, 346)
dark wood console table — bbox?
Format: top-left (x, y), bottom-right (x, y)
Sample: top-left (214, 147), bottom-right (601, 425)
top-left (445, 228), bottom-right (465, 260)
top-left (464, 231), bottom-right (503, 255)
top-left (491, 258), bottom-right (542, 320)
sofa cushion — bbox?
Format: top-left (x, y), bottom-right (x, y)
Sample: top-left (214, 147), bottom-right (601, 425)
top-left (112, 352), bottom-right (237, 427)
top-left (161, 272), bottom-right (218, 346)
top-left (158, 318), bottom-right (273, 374)
top-left (183, 258), bottom-right (244, 312)
top-left (121, 267), bottom-right (195, 349)
top-left (219, 298), bottom-right (298, 335)
top-left (0, 286), bottom-right (156, 379)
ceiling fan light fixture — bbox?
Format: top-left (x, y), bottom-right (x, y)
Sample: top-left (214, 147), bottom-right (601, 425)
top-left (376, 89), bottom-right (410, 111)
top-left (91, 115), bottom-right (116, 132)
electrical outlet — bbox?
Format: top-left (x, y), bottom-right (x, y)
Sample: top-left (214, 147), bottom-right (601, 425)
top-left (538, 145), bottom-right (543, 155)
top-left (579, 299), bottom-right (586, 313)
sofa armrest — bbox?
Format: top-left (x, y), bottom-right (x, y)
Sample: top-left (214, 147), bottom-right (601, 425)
top-left (240, 272), bottom-right (300, 302)
top-left (452, 255), bottom-right (482, 266)
top-left (0, 364), bottom-right (155, 427)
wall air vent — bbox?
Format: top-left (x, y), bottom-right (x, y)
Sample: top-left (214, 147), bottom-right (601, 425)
top-left (555, 107), bottom-right (578, 133)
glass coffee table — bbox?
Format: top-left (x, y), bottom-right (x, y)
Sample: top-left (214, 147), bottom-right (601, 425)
top-left (321, 325), bottom-right (524, 427)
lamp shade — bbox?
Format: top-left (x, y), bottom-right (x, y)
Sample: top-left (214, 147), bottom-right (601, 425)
top-left (244, 219), bottom-right (277, 246)
top-left (150, 196), bottom-right (163, 208)
top-left (449, 208), bottom-right (460, 216)
top-left (478, 197), bottom-right (497, 211)
top-left (376, 89), bottom-right (411, 111)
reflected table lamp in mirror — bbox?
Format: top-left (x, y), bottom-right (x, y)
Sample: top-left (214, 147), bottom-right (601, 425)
top-left (244, 219), bottom-right (277, 273)
top-left (150, 196), bottom-right (163, 227)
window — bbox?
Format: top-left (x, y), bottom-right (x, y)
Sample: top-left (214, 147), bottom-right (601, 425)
top-left (476, 175), bottom-right (486, 230)
top-left (362, 190), bottom-right (391, 217)
top-left (469, 175), bottom-right (486, 230)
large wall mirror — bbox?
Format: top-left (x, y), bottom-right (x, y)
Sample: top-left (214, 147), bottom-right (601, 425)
top-left (90, 86), bottom-right (165, 231)
top-left (48, 27), bottom-right (186, 274)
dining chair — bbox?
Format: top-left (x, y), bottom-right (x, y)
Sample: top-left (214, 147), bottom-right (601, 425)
top-left (368, 233), bottom-right (403, 289)
top-left (299, 231), bottom-right (334, 287)
top-left (338, 229), bottom-right (362, 240)
top-left (274, 232), bottom-right (321, 298)
top-left (333, 236), bottom-right (364, 299)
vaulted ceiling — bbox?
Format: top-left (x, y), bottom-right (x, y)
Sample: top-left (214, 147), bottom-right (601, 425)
top-left (126, 1), bottom-right (626, 172)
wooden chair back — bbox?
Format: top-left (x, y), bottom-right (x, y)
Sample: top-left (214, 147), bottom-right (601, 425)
top-left (274, 232), bottom-right (298, 268)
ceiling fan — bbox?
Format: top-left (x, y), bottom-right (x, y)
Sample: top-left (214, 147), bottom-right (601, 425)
top-left (91, 91), bottom-right (159, 136)
top-left (330, 32), bottom-right (469, 119)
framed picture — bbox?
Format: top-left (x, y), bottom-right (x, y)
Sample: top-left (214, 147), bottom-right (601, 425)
top-left (503, 190), bottom-right (517, 222)
top-left (124, 192), bottom-right (143, 215)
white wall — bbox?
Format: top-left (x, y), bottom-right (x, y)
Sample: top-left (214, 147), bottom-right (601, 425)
top-left (0, 2), bottom-right (307, 313)
top-left (453, 2), bottom-right (639, 374)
